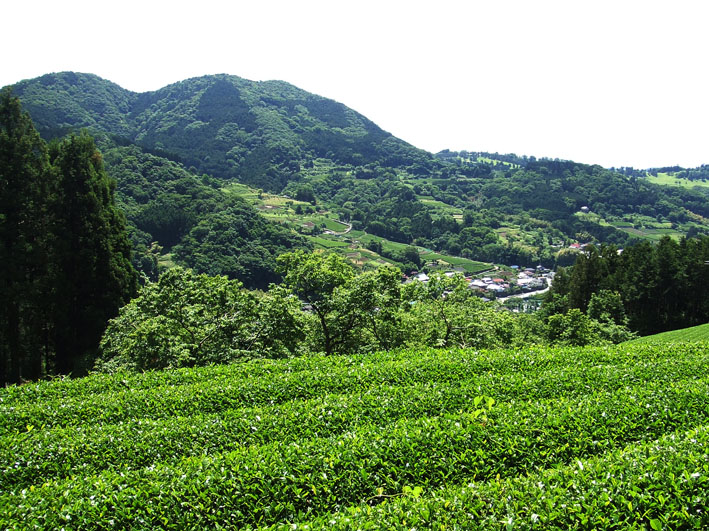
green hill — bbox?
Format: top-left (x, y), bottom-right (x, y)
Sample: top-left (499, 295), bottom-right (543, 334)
top-left (6, 73), bottom-right (709, 277)
top-left (2, 342), bottom-right (708, 529)
top-left (628, 322), bottom-right (709, 344)
top-left (10, 72), bottom-right (431, 191)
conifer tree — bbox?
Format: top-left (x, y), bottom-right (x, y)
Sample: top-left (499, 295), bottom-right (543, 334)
top-left (49, 132), bottom-right (138, 375)
top-left (0, 89), bottom-right (52, 384)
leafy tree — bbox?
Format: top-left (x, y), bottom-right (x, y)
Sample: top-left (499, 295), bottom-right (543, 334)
top-left (97, 267), bottom-right (303, 371)
top-left (398, 245), bottom-right (423, 270)
top-left (587, 290), bottom-right (627, 326)
top-left (173, 199), bottom-right (308, 289)
top-left (546, 309), bottom-right (601, 347)
top-left (294, 184), bottom-right (316, 204)
top-left (342, 266), bottom-right (405, 351)
top-left (1, 94), bottom-right (137, 383)
top-left (548, 236), bottom-right (709, 337)
top-left (402, 273), bottom-right (514, 349)
top-left (277, 250), bottom-right (356, 355)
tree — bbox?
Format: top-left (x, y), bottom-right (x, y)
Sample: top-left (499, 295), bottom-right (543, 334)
top-left (401, 273), bottom-right (514, 349)
top-left (173, 199), bottom-right (308, 290)
top-left (97, 267), bottom-right (304, 371)
top-left (399, 245), bottom-right (423, 270)
top-left (0, 89), bottom-right (52, 384)
top-left (587, 290), bottom-right (627, 326)
top-left (50, 132), bottom-right (138, 375)
top-left (546, 309), bottom-right (600, 346)
top-left (343, 265), bottom-right (405, 351)
top-left (277, 250), bottom-right (355, 355)
top-left (1, 96), bottom-right (137, 383)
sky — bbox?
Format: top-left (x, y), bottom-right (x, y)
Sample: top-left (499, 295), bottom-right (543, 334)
top-left (3, 0), bottom-right (708, 169)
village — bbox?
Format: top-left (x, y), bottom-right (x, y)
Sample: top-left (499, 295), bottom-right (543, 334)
top-left (405, 264), bottom-right (554, 304)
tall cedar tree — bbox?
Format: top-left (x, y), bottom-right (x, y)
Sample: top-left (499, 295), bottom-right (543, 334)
top-left (0, 89), bottom-right (52, 384)
top-left (49, 132), bottom-right (138, 376)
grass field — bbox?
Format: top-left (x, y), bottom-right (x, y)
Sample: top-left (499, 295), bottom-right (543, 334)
top-left (603, 215), bottom-right (685, 241)
top-left (2, 343), bottom-right (709, 529)
top-left (645, 173), bottom-right (709, 189)
top-left (628, 322), bottom-right (709, 344)
top-left (310, 236), bottom-right (350, 249)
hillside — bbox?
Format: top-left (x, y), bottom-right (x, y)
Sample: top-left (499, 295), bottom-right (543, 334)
top-left (2, 342), bottom-right (708, 529)
top-left (628, 322), bottom-right (709, 344)
top-left (7, 73), bottom-right (709, 279)
top-left (11, 72), bottom-right (431, 190)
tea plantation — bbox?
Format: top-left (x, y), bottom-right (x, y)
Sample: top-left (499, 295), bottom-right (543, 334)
top-left (628, 322), bottom-right (709, 345)
top-left (2, 343), bottom-right (708, 529)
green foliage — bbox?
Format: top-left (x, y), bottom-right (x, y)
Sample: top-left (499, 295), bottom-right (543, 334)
top-left (0, 92), bottom-right (136, 383)
top-left (12, 73), bottom-right (430, 191)
top-left (0, 88), bottom-right (52, 384)
top-left (342, 265), bottom-right (406, 351)
top-left (402, 273), bottom-right (515, 348)
top-left (547, 308), bottom-right (603, 346)
top-left (546, 236), bottom-right (709, 336)
top-left (277, 250), bottom-right (357, 355)
top-left (2, 343), bottom-right (709, 528)
top-left (587, 289), bottom-right (627, 325)
top-left (173, 198), bottom-right (308, 289)
top-left (97, 267), bottom-right (303, 371)
top-left (49, 132), bottom-right (138, 374)
top-left (11, 71), bottom-right (709, 277)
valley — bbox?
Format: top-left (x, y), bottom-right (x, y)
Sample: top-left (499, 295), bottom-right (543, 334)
top-left (2, 70), bottom-right (709, 530)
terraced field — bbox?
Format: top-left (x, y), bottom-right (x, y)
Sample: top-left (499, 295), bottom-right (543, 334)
top-left (2, 343), bottom-right (708, 529)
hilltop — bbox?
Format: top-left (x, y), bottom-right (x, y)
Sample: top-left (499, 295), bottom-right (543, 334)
top-left (10, 72), bottom-right (430, 190)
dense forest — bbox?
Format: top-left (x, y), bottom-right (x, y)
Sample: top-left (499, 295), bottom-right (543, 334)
top-left (545, 237), bottom-right (709, 336)
top-left (0, 90), bottom-right (136, 384)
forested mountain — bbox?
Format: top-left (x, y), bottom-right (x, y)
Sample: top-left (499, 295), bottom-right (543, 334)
top-left (7, 72), bottom-right (709, 278)
top-left (11, 72), bottom-right (431, 190)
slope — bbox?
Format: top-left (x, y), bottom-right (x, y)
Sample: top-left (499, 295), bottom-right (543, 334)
top-left (11, 72), bottom-right (431, 191)
top-left (627, 322), bottom-right (709, 344)
top-left (7, 73), bottom-right (709, 274)
top-left (2, 343), bottom-right (708, 529)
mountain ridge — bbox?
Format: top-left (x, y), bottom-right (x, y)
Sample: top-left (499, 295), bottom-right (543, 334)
top-left (9, 72), bottom-right (431, 190)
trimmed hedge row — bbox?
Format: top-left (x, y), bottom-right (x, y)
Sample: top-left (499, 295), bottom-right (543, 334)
top-left (1, 343), bottom-right (708, 529)
top-left (279, 424), bottom-right (709, 530)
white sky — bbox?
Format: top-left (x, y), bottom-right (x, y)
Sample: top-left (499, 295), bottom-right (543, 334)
top-left (3, 0), bottom-right (708, 169)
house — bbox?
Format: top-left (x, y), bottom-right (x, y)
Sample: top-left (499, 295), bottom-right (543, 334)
top-left (415, 272), bottom-right (430, 283)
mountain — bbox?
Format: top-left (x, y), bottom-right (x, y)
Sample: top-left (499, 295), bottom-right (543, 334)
top-left (6, 73), bottom-right (709, 277)
top-left (10, 72), bottom-right (432, 191)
